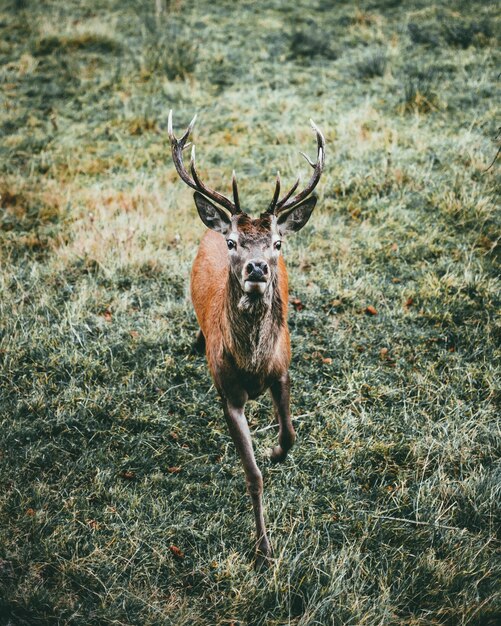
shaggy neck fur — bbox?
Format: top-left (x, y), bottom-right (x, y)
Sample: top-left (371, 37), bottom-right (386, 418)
top-left (223, 269), bottom-right (284, 373)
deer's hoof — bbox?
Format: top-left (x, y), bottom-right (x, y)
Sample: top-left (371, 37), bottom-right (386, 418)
top-left (254, 540), bottom-right (273, 570)
top-left (267, 445), bottom-right (288, 464)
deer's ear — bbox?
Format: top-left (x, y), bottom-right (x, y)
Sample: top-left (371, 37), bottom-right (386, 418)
top-left (194, 192), bottom-right (232, 234)
top-left (277, 196), bottom-right (317, 236)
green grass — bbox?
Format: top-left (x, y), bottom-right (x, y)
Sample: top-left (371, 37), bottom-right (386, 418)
top-left (0, 0), bottom-right (500, 624)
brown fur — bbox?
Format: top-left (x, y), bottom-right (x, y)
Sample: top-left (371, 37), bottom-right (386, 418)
top-left (188, 201), bottom-right (316, 566)
top-left (236, 213), bottom-right (273, 234)
top-left (191, 230), bottom-right (290, 399)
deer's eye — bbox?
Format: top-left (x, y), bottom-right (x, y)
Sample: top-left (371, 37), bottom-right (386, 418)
top-left (274, 240), bottom-right (282, 250)
top-left (227, 239), bottom-right (236, 250)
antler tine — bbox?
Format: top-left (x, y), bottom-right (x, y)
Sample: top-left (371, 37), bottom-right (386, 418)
top-left (277, 176), bottom-right (300, 208)
top-left (310, 119), bottom-right (326, 161)
top-left (179, 113), bottom-right (197, 146)
top-left (232, 170), bottom-right (241, 213)
top-left (168, 109), bottom-right (174, 141)
top-left (273, 120), bottom-right (326, 215)
top-left (266, 171), bottom-right (281, 214)
top-left (299, 151), bottom-right (316, 168)
top-left (168, 110), bottom-right (238, 215)
top-left (189, 145), bottom-right (240, 214)
top-left (169, 111), bottom-right (197, 190)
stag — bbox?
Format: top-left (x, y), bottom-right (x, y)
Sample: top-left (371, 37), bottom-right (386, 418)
top-left (168, 111), bottom-right (325, 565)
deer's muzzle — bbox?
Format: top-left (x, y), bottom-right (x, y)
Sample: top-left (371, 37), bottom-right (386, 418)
top-left (244, 260), bottom-right (269, 294)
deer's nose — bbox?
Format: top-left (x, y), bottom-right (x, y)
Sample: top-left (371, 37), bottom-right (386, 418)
top-left (246, 260), bottom-right (268, 279)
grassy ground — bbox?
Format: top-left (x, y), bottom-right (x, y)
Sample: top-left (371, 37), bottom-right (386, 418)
top-left (0, 0), bottom-right (500, 624)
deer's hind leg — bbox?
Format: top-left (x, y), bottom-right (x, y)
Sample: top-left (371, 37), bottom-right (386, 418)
top-left (193, 329), bottom-right (206, 354)
top-left (268, 372), bottom-right (296, 464)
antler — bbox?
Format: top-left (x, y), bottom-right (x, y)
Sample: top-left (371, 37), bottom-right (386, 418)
top-left (168, 110), bottom-right (241, 215)
top-left (267, 120), bottom-right (326, 215)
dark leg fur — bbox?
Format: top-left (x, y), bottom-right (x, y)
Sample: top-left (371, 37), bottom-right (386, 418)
top-left (193, 329), bottom-right (206, 354)
top-left (269, 373), bottom-right (296, 463)
top-left (223, 398), bottom-right (272, 567)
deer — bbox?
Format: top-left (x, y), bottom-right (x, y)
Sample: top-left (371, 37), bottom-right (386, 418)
top-left (168, 111), bottom-right (325, 566)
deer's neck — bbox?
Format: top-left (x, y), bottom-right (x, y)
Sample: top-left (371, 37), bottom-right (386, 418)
top-left (223, 271), bottom-right (284, 373)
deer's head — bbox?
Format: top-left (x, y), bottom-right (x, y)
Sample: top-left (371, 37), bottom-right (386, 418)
top-left (169, 112), bottom-right (325, 296)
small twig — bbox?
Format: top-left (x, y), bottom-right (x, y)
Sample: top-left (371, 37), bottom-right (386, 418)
top-left (485, 126), bottom-right (501, 171)
top-left (485, 145), bottom-right (500, 172)
top-left (155, 382), bottom-right (187, 404)
top-left (254, 413), bottom-right (311, 434)
top-left (375, 514), bottom-right (464, 532)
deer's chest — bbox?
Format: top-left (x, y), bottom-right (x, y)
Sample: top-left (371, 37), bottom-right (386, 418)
top-left (217, 355), bottom-right (276, 401)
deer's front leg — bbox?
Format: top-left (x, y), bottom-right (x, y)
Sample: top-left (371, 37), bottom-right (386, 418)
top-left (269, 372), bottom-right (296, 464)
top-left (222, 399), bottom-right (271, 565)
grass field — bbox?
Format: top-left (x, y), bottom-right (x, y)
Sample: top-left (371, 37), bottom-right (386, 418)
top-left (1, 0), bottom-right (500, 624)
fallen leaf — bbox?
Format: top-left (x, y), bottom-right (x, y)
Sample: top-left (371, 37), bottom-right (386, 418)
top-left (291, 297), bottom-right (304, 311)
top-left (26, 508), bottom-right (35, 517)
top-left (310, 351), bottom-right (332, 364)
top-left (169, 545), bottom-right (185, 560)
top-left (167, 466), bottom-right (182, 474)
top-left (404, 297), bottom-right (414, 309)
top-left (103, 308), bottom-right (112, 322)
top-left (365, 305), bottom-right (377, 316)
top-left (121, 470), bottom-right (135, 480)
